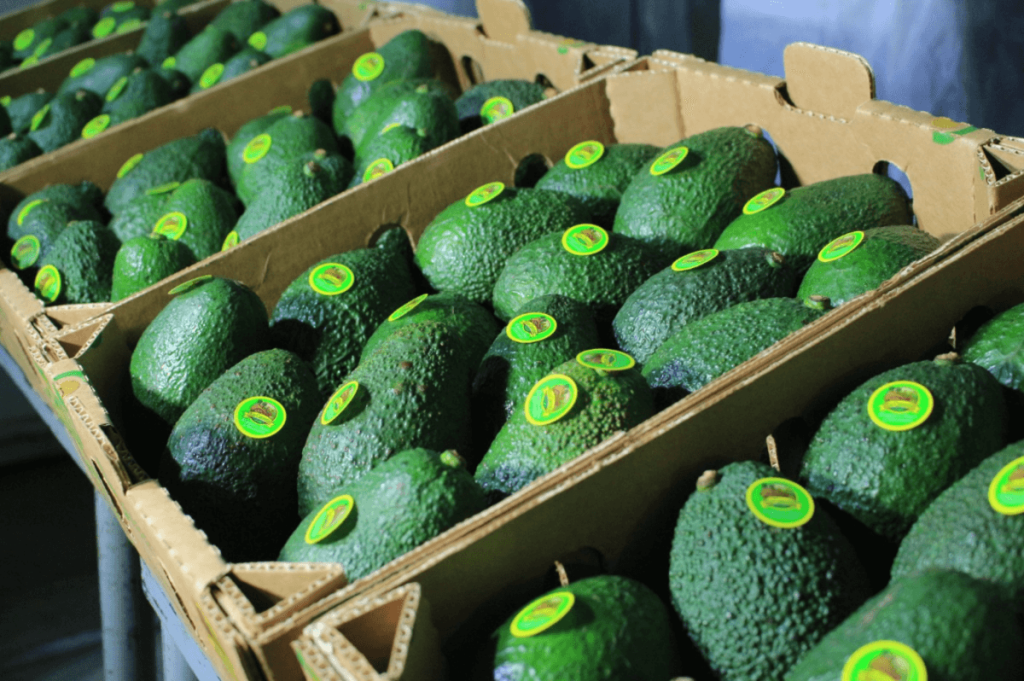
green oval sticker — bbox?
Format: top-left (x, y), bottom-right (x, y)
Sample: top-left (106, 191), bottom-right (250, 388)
top-left (106, 76), bottom-right (128, 102)
top-left (20, 56), bottom-right (39, 69)
top-left (30, 103), bottom-right (50, 132)
top-left (82, 114), bottom-right (111, 139)
top-left (988, 455), bottom-right (1024, 515)
top-left (510, 592), bottom-right (575, 638)
top-left (234, 396), bottom-right (287, 439)
top-left (146, 181), bottom-right (180, 196)
top-left (70, 57), bottom-right (96, 78)
top-left (161, 56), bottom-right (176, 70)
top-left (34, 264), bottom-right (61, 302)
top-left (32, 38), bottom-right (52, 58)
top-left (745, 477), bottom-right (815, 528)
top-left (743, 187), bottom-right (785, 215)
top-left (321, 380), bottom-right (358, 425)
top-left (115, 18), bottom-right (142, 33)
top-left (480, 96), bottom-right (514, 124)
top-left (565, 140), bottom-right (604, 169)
top-left (506, 312), bottom-right (557, 344)
top-left (152, 212), bottom-right (187, 240)
top-left (818, 231), bottom-right (865, 263)
top-left (672, 248), bottom-right (720, 272)
top-left (308, 263), bottom-right (354, 296)
top-left (305, 494), bottom-right (354, 544)
top-left (388, 293), bottom-right (428, 322)
top-left (352, 52), bottom-right (384, 81)
top-left (17, 198), bottom-right (47, 226)
top-left (362, 157), bottom-right (394, 183)
top-left (93, 17), bottom-right (117, 38)
top-left (465, 181), bottom-right (504, 208)
top-left (562, 224), bottom-right (608, 256)
top-left (525, 374), bottom-right (577, 426)
top-left (199, 62), bottom-right (224, 89)
top-left (168, 275), bottom-right (211, 295)
top-left (112, 1), bottom-right (135, 12)
top-left (576, 348), bottom-right (635, 372)
top-left (117, 152), bottom-right (144, 178)
top-left (867, 381), bottom-right (934, 432)
top-left (650, 146), bottom-right (689, 176)
top-left (380, 122), bottom-right (402, 134)
top-left (221, 231), bottom-right (239, 251)
top-left (1, 96), bottom-right (11, 107)
top-left (11, 235), bottom-right (40, 270)
top-left (841, 641), bottom-right (926, 681)
top-left (247, 31), bottom-right (267, 50)
top-left (13, 28), bottom-right (35, 52)
top-left (243, 133), bottom-right (271, 164)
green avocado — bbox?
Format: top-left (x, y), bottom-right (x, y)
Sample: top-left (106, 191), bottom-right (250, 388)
top-left (226, 105), bottom-right (292, 186)
top-left (0, 105), bottom-right (11, 137)
top-left (26, 89), bottom-right (103, 153)
top-left (153, 66), bottom-right (191, 99)
top-left (210, 0), bottom-right (279, 43)
top-left (34, 22), bottom-right (92, 61)
top-left (168, 24), bottom-right (239, 83)
top-left (962, 301), bottom-right (1024, 392)
top-left (349, 125), bottom-right (432, 188)
top-left (130, 275), bottom-right (269, 425)
top-left (252, 3), bottom-right (338, 58)
top-left (34, 220), bottom-right (120, 304)
top-left (100, 67), bottom-right (177, 126)
top-left (454, 79), bottom-right (546, 133)
top-left (0, 132), bottom-right (41, 172)
top-left (111, 233), bottom-right (196, 301)
top-left (307, 78), bottom-right (334, 125)
top-left (149, 178), bottom-right (238, 261)
top-left (58, 6), bottom-right (99, 29)
top-left (97, 1), bottom-right (151, 32)
top-left (6, 90), bottom-right (54, 133)
top-left (58, 53), bottom-right (149, 97)
top-left (670, 462), bottom-right (871, 681)
top-left (161, 348), bottom-right (320, 561)
top-left (280, 448), bottom-right (486, 579)
top-left (801, 357), bottom-right (1007, 539)
top-left (108, 191), bottom-right (169, 243)
top-left (188, 47), bottom-right (271, 94)
top-left (342, 79), bottom-right (458, 155)
top-left (7, 181), bottom-right (104, 241)
top-left (135, 10), bottom-right (192, 67)
top-left (12, 17), bottom-right (67, 62)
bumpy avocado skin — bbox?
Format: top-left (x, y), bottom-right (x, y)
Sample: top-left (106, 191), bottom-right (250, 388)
top-left (157, 178), bottom-right (238, 260)
top-left (0, 133), bottom-right (41, 171)
top-left (491, 575), bottom-right (679, 681)
top-left (613, 127), bottom-right (778, 259)
top-left (209, 0), bottom-right (279, 42)
top-left (108, 192), bottom-right (168, 243)
top-left (7, 181), bottom-right (105, 244)
top-left (135, 10), bottom-right (192, 67)
top-left (296, 321), bottom-right (472, 516)
top-left (257, 4), bottom-right (338, 58)
top-left (670, 461), bottom-right (871, 681)
top-left (796, 225), bottom-right (939, 306)
top-left (349, 125), bottom-right (432, 188)
top-left (475, 357), bottom-right (653, 496)
top-left (130, 276), bottom-right (269, 425)
top-left (102, 68), bottom-right (177, 126)
top-left (454, 79), bottom-right (546, 133)
top-left (170, 25), bottom-right (239, 83)
top-left (226, 106), bottom-right (291, 186)
top-left (342, 79), bottom-right (458, 154)
top-left (962, 301), bottom-right (1024, 392)
top-left (161, 348), bottom-right (320, 562)
top-left (27, 89), bottom-right (103, 153)
top-left (714, 174), bottom-right (913, 271)
top-left (614, 247), bottom-right (798, 365)
top-left (36, 220), bottom-right (120, 304)
top-left (111, 233), bottom-right (196, 301)
top-left (188, 46), bottom-right (270, 94)
top-left (280, 448), bottom-right (487, 579)
top-left (784, 569), bottom-right (1023, 681)
top-left (58, 53), bottom-right (149, 97)
top-left (801, 359), bottom-right (1007, 540)
top-left (414, 186), bottom-right (592, 304)
top-left (7, 91), bottom-right (54, 133)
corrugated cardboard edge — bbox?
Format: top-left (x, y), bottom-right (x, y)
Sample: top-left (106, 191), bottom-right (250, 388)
top-left (0, 268), bottom-right (47, 391)
top-left (291, 636), bottom-right (345, 681)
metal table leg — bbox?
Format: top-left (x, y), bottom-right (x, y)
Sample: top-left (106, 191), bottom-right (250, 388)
top-left (162, 626), bottom-right (199, 681)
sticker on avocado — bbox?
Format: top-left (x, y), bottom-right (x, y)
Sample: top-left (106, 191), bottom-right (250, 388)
top-left (380, 122), bottom-right (402, 134)
top-left (352, 52), bottom-right (384, 81)
top-left (82, 114), bottom-right (111, 139)
top-left (842, 641), bottom-right (927, 681)
top-left (243, 133), bottom-right (271, 164)
top-left (743, 187), bottom-right (785, 215)
top-left (20, 56), bottom-right (39, 69)
top-left (161, 56), bottom-right (176, 70)
top-left (672, 248), bottom-right (719, 272)
top-left (362, 157), bottom-right (394, 183)
top-left (510, 591), bottom-right (575, 638)
top-left (17, 198), bottom-right (47, 226)
top-left (234, 396), bottom-right (287, 439)
top-left (221, 231), bottom-right (239, 251)
top-left (269, 104), bottom-right (292, 115)
top-left (480, 96), bottom-right (514, 124)
top-left (199, 63), bottom-right (224, 89)
top-left (115, 18), bottom-right (142, 33)
top-left (525, 374), bottom-right (577, 426)
top-left (13, 28), bottom-right (35, 52)
top-left (650, 146), bottom-right (689, 176)
top-left (11, 235), bottom-right (40, 270)
top-left (152, 212), bottom-right (187, 240)
top-left (30, 104), bottom-right (50, 132)
top-left (818, 231), bottom-right (865, 263)
top-left (34, 265), bottom-right (61, 302)
top-left (309, 263), bottom-right (354, 296)
top-left (745, 477), bottom-right (814, 528)
top-left (576, 348), bottom-right (635, 372)
top-left (506, 312), bottom-right (557, 344)
top-left (146, 181), bottom-right (180, 196)
top-left (867, 381), bottom-right (934, 432)
top-left (988, 455), bottom-right (1024, 515)
top-left (117, 152), bottom-right (144, 178)
top-left (70, 57), bottom-right (96, 78)
top-left (105, 76), bottom-right (128, 102)
top-left (32, 38), bottom-right (52, 58)
top-left (168, 274), bottom-right (211, 295)
top-left (247, 31), bottom-right (267, 50)
top-left (0, 96), bottom-right (10, 107)
top-left (440, 450), bottom-right (464, 468)
top-left (93, 17), bottom-right (117, 38)
top-left (565, 140), bottom-right (604, 169)
top-left (562, 223), bottom-right (608, 256)
top-left (321, 381), bottom-right (358, 425)
top-left (112, 1), bottom-right (135, 12)
top-left (465, 181), bottom-right (504, 207)
top-left (305, 494), bottom-right (354, 544)
top-left (388, 293), bottom-right (428, 322)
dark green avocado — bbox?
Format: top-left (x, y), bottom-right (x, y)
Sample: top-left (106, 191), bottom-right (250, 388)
top-left (454, 79), bottom-right (546, 134)
top-left (34, 220), bottom-right (120, 304)
top-left (962, 301), bottom-right (1024, 392)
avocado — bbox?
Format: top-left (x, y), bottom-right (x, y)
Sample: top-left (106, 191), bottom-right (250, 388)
top-left (454, 79), bottom-right (546, 134)
top-left (307, 78), bottom-right (334, 125)
top-left (6, 90), bottom-right (54, 133)
top-left (161, 348), bottom-right (320, 561)
top-left (251, 4), bottom-right (338, 58)
top-left (614, 127), bottom-right (778, 260)
top-left (962, 301), bottom-right (1024, 392)
top-left (342, 79), bottom-right (458, 155)
top-left (97, 1), bottom-right (151, 33)
top-left (796, 225), bottom-right (940, 306)
top-left (34, 220), bottom-right (120, 304)
top-left (475, 356), bottom-right (653, 496)
top-left (58, 6), bottom-right (99, 30)
top-left (0, 132), bottom-right (41, 172)
top-left (0, 105), bottom-right (11, 137)
top-left (58, 53), bottom-right (149, 97)
top-left (12, 17), bottom-right (67, 62)
top-left (226, 106), bottom-right (292, 187)
top-left (153, 66), bottom-right (191, 99)
top-left (414, 185), bottom-right (592, 305)
top-left (784, 569), bottom-right (1023, 681)
top-left (135, 10), bottom-right (192, 68)
top-left (534, 142), bottom-right (661, 227)
top-left (111, 233), bottom-right (196, 301)
top-left (491, 575), bottom-right (678, 681)
top-left (7, 182), bottom-right (105, 269)
top-left (280, 448), bottom-right (486, 578)
top-left (101, 67), bottom-right (177, 126)
top-left (210, 0), bottom-right (279, 43)
top-left (189, 47), bottom-right (271, 94)
top-left (151, 178), bottom-right (239, 260)
top-left (492, 225), bottom-right (664, 323)
top-left (714, 174), bottom-right (914, 271)
top-left (34, 22), bottom-right (92, 61)
top-left (153, 0), bottom-right (204, 13)
top-left (108, 191), bottom-right (169, 243)
top-left (167, 24), bottom-right (239, 83)
top-left (130, 275), bottom-right (269, 425)
top-left (269, 228), bottom-right (417, 396)
top-left (349, 125), bottom-right (432, 188)
top-left (26, 89), bottom-right (103, 153)
top-left (670, 462), bottom-right (870, 681)
top-left (296, 320), bottom-right (473, 515)
top-left (0, 41), bottom-right (12, 72)
top-left (801, 356), bottom-right (1007, 539)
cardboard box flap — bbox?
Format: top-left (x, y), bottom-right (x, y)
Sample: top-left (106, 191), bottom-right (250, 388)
top-left (476, 0), bottom-right (531, 43)
top-left (783, 42), bottom-right (875, 120)
top-left (292, 637), bottom-right (345, 681)
top-left (44, 302), bottom-right (112, 332)
top-left (981, 137), bottom-right (1024, 210)
top-left (195, 590), bottom-right (265, 681)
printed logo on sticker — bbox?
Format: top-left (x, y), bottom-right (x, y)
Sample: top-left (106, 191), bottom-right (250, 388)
top-left (34, 265), bottom-right (61, 303)
top-left (743, 187), bottom-right (785, 215)
top-left (234, 396), bottom-right (286, 439)
top-left (672, 248), bottom-right (719, 272)
top-left (746, 477), bottom-right (814, 528)
top-left (362, 157), bottom-right (394, 183)
top-left (562, 224), bottom-right (609, 256)
top-left (248, 31), bottom-right (267, 50)
top-left (576, 348), bottom-right (635, 372)
top-left (82, 114), bottom-right (111, 139)
top-left (989, 455), bottom-right (1024, 516)
top-left (650, 146), bottom-right (689, 176)
top-left (93, 17), bottom-right (117, 38)
top-left (818, 231), bottom-right (865, 263)
top-left (867, 381), bottom-right (934, 432)
top-left (17, 198), bottom-right (47, 226)
top-left (152, 212), bottom-right (187, 240)
top-left (243, 133), bottom-right (271, 164)
top-left (480, 96), bottom-right (514, 124)
top-left (14, 28), bottom-right (35, 52)
top-left (352, 52), bottom-right (385, 81)
top-left (842, 641), bottom-right (927, 681)
top-left (11, 235), bottom-right (40, 270)
top-left (221, 231), bottom-right (239, 251)
top-left (321, 381), bottom-right (358, 425)
top-left (389, 293), bottom-right (428, 322)
top-left (168, 275), bottom-right (211, 296)
top-left (506, 312), bottom-right (557, 344)
top-left (199, 63), bottom-right (224, 89)
top-left (146, 181), bottom-right (180, 196)
top-left (70, 57), bottom-right (96, 78)
top-left (30, 104), bottom-right (50, 132)
top-left (465, 181), bottom-right (504, 208)
top-left (565, 140), bottom-right (604, 169)
top-left (510, 592), bottom-right (575, 637)
top-left (525, 374), bottom-right (577, 426)
top-left (305, 494), bottom-right (354, 544)
top-left (309, 263), bottom-right (354, 296)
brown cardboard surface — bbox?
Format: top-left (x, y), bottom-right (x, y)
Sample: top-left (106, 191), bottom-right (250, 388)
top-left (0, 268), bottom-right (48, 391)
top-left (291, 637), bottom-right (344, 681)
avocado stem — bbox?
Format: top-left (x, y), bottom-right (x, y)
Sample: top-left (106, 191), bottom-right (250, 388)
top-left (697, 470), bottom-right (718, 491)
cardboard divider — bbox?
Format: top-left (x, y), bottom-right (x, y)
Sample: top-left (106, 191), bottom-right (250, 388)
top-left (292, 636), bottom-right (345, 681)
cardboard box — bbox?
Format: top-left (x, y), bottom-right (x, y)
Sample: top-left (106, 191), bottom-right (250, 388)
top-left (0, 0), bottom-right (155, 42)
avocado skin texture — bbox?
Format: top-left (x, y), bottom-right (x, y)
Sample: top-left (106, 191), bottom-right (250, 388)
top-left (962, 301), bottom-right (1024, 392)
top-left (332, 29), bottom-right (435, 123)
top-left (135, 10), bottom-right (192, 67)
top-left (670, 461), bottom-right (871, 681)
top-left (784, 569), bottom-right (1023, 681)
top-left (154, 66), bottom-right (191, 99)
top-left (257, 4), bottom-right (338, 58)
top-left (108, 192), bottom-right (168, 243)
top-left (270, 228), bottom-right (417, 397)
top-left (210, 0), bottom-right (279, 42)
top-left (614, 127), bottom-right (778, 259)
top-left (454, 79), bottom-right (546, 133)
top-left (58, 53), bottom-right (149, 97)
top-left (343, 79), bottom-right (458, 155)
top-left (102, 68), bottom-right (177, 125)
top-left (535, 143), bottom-right (661, 228)
top-left (161, 348), bottom-right (320, 561)
top-left (476, 357), bottom-right (653, 496)
top-left (111, 233), bottom-right (196, 301)
top-left (158, 178), bottom-right (238, 260)
top-left (188, 47), bottom-right (271, 94)
top-left (7, 91), bottom-right (54, 133)
top-left (643, 297), bottom-right (824, 404)
top-left (801, 359), bottom-right (1007, 540)
top-left (492, 230), bottom-right (664, 323)
top-left (130, 276), bottom-right (269, 425)
top-left (280, 448), bottom-right (486, 578)
top-left (296, 321), bottom-right (473, 515)
top-left (105, 128), bottom-right (227, 214)
top-left (12, 17), bottom-right (66, 61)
top-left (171, 25), bottom-right (239, 83)
top-left (349, 125), bottom-right (432, 188)
top-left (0, 133), bottom-right (41, 172)
top-left (614, 247), bottom-right (798, 366)
top-left (0, 105), bottom-right (11, 137)
top-left (307, 79), bottom-right (334, 125)
top-left (36, 22), bottom-right (92, 60)
top-left (415, 186), bottom-right (592, 305)
top-left (27, 89), bottom-right (103, 153)
top-left (226, 106), bottom-right (291, 186)
top-left (491, 575), bottom-right (678, 681)
top-left (36, 220), bottom-right (120, 304)
top-left (7, 181), bottom-right (105, 242)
